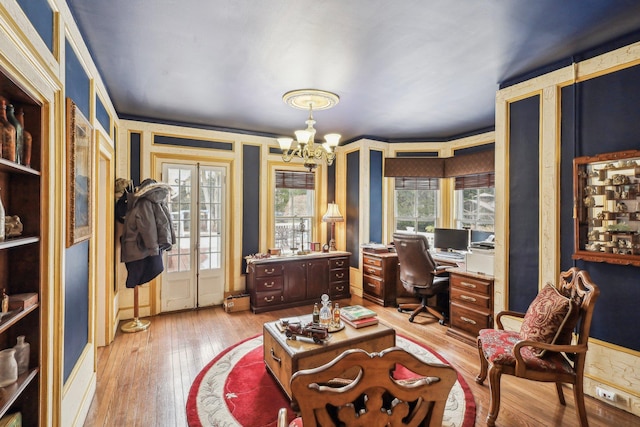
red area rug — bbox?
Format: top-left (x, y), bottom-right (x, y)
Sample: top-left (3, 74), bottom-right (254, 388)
top-left (187, 334), bottom-right (476, 426)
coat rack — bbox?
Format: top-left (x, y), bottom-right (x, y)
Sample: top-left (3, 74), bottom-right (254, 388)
top-left (121, 286), bottom-right (150, 333)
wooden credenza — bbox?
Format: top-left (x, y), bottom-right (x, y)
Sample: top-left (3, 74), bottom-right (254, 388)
top-left (246, 252), bottom-right (351, 313)
top-left (362, 250), bottom-right (400, 306)
top-left (446, 268), bottom-right (494, 345)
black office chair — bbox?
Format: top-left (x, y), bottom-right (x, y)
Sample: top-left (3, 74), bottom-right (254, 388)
top-left (393, 233), bottom-right (450, 324)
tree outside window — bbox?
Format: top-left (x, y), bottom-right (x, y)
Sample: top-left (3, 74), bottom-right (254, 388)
top-left (275, 170), bottom-right (315, 252)
top-left (454, 174), bottom-right (495, 231)
top-left (394, 178), bottom-right (438, 241)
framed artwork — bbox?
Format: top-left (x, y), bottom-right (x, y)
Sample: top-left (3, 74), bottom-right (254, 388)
top-left (66, 98), bottom-right (93, 247)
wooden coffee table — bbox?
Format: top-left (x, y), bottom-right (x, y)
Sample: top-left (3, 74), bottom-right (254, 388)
top-left (263, 315), bottom-right (396, 401)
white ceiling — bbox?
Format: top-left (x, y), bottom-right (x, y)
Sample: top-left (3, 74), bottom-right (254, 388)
top-left (66, 0), bottom-right (640, 142)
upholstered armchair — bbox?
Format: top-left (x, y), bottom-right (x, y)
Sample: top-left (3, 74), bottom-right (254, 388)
top-left (475, 268), bottom-right (600, 427)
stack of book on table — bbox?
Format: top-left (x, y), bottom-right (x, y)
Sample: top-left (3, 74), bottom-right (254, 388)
top-left (340, 305), bottom-right (378, 329)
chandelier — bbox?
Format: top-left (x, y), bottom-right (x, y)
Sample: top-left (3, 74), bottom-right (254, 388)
top-left (277, 89), bottom-right (341, 172)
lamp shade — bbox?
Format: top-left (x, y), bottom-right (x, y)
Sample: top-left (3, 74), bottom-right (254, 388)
top-left (322, 203), bottom-right (344, 223)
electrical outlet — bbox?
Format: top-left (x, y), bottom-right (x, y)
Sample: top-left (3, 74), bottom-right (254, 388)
top-left (596, 386), bottom-right (616, 402)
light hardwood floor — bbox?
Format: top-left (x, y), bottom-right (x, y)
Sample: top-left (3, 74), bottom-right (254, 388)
top-left (83, 296), bottom-right (639, 426)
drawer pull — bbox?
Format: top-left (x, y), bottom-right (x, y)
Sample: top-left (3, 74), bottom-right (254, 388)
top-left (366, 259), bottom-right (376, 264)
top-left (335, 272), bottom-right (344, 279)
top-left (366, 268), bottom-right (376, 274)
top-left (460, 295), bottom-right (477, 302)
top-left (264, 268), bottom-right (275, 275)
top-left (366, 282), bottom-right (376, 288)
top-left (336, 261), bottom-right (344, 266)
top-left (270, 348), bottom-right (281, 365)
top-left (264, 281), bottom-right (275, 288)
top-left (264, 295), bottom-right (275, 303)
top-left (335, 285), bottom-right (344, 291)
top-left (460, 316), bottom-right (477, 325)
top-left (460, 281), bottom-right (477, 289)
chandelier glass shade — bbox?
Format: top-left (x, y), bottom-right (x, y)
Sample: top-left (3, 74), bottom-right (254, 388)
top-left (277, 89), bottom-right (341, 172)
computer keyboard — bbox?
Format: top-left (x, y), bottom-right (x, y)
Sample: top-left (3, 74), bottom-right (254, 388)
top-left (434, 252), bottom-right (465, 261)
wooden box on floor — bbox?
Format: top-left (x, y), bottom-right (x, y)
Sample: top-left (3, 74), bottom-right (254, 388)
top-left (223, 294), bottom-right (250, 313)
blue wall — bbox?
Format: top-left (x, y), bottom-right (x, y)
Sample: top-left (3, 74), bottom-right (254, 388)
top-left (369, 150), bottom-right (383, 244)
top-left (508, 96), bottom-right (540, 313)
top-left (242, 145), bottom-right (260, 273)
top-left (561, 64), bottom-right (640, 351)
top-left (63, 39), bottom-right (91, 383)
top-left (346, 151), bottom-right (360, 268)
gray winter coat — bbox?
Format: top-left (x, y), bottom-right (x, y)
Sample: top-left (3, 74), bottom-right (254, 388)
top-left (121, 181), bottom-right (176, 263)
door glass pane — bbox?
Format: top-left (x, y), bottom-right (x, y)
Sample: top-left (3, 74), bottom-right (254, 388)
top-left (167, 167), bottom-right (192, 273)
top-left (199, 168), bottom-right (223, 270)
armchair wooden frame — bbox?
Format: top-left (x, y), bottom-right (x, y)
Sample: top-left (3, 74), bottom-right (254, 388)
top-left (475, 267), bottom-right (600, 427)
top-left (288, 346), bottom-right (458, 427)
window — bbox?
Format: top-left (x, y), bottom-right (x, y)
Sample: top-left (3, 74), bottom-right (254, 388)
top-left (275, 170), bottom-right (315, 252)
top-left (454, 173), bottom-right (495, 231)
top-left (394, 177), bottom-right (439, 235)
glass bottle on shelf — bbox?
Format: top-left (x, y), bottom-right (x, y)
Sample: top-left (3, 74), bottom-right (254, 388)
top-left (0, 188), bottom-right (5, 241)
top-left (6, 104), bottom-right (22, 165)
top-left (319, 294), bottom-right (331, 327)
top-left (13, 335), bottom-right (29, 375)
top-left (0, 98), bottom-right (15, 162)
top-left (18, 108), bottom-right (32, 168)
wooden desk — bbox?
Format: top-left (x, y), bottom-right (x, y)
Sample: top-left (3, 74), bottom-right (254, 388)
top-left (446, 268), bottom-right (494, 345)
top-left (263, 316), bottom-right (396, 401)
top-left (246, 252), bottom-right (351, 313)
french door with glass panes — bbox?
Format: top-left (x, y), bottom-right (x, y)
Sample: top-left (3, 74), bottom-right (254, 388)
top-left (161, 163), bottom-right (225, 311)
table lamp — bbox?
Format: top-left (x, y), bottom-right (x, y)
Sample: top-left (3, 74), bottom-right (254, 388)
top-left (322, 202), bottom-right (344, 251)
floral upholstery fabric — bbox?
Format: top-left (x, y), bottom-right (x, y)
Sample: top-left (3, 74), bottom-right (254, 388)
top-left (289, 417), bottom-right (303, 427)
top-left (478, 329), bottom-right (574, 374)
top-left (519, 283), bottom-right (580, 356)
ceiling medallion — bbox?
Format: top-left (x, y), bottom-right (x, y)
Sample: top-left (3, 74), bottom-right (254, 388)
top-left (277, 89), bottom-right (341, 172)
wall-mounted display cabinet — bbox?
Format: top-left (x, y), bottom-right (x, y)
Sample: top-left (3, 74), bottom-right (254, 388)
top-left (573, 149), bottom-right (640, 267)
top-left (0, 69), bottom-right (42, 424)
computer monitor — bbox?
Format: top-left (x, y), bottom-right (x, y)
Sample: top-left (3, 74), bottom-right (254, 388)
top-left (433, 228), bottom-right (470, 252)
top-left (471, 230), bottom-right (494, 243)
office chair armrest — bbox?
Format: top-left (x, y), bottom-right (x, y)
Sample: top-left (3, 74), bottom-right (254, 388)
top-left (433, 265), bottom-right (450, 276)
top-left (495, 310), bottom-right (525, 329)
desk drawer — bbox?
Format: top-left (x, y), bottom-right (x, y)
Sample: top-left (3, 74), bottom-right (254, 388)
top-left (330, 281), bottom-right (350, 300)
top-left (363, 256), bottom-right (382, 268)
top-left (450, 287), bottom-right (490, 309)
top-left (254, 290), bottom-right (283, 307)
top-left (363, 274), bottom-right (383, 298)
top-left (330, 268), bottom-right (349, 283)
top-left (330, 257), bottom-right (349, 269)
top-left (451, 274), bottom-right (491, 296)
top-left (362, 263), bottom-right (382, 278)
top-left (256, 276), bottom-right (283, 292)
top-left (254, 264), bottom-right (283, 277)
top-left (450, 302), bottom-right (491, 337)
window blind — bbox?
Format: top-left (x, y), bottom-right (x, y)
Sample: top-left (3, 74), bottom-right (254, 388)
top-left (395, 177), bottom-right (440, 190)
top-left (455, 173), bottom-right (495, 189)
top-left (275, 170), bottom-right (315, 189)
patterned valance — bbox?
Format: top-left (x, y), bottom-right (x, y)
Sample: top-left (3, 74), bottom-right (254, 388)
top-left (444, 149), bottom-right (494, 177)
top-left (384, 149), bottom-right (494, 178)
top-left (383, 157), bottom-right (445, 177)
